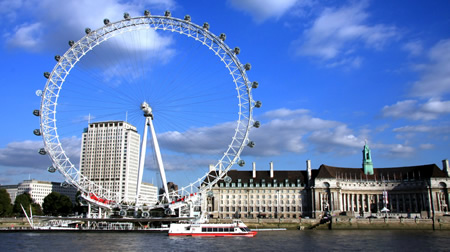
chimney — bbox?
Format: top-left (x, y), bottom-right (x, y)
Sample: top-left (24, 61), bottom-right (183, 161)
top-left (252, 162), bottom-right (256, 178)
top-left (307, 160), bottom-right (312, 185)
top-left (443, 160), bottom-right (450, 177)
top-left (209, 164), bottom-right (215, 172)
top-left (270, 161), bottom-right (274, 178)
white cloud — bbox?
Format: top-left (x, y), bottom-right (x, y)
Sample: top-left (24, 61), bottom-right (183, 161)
top-left (382, 99), bottom-right (450, 121)
top-left (4, 0), bottom-right (175, 52)
top-left (157, 108), bottom-right (371, 157)
top-left (384, 143), bottom-right (415, 157)
top-left (308, 125), bottom-right (366, 154)
top-left (228, 0), bottom-right (301, 23)
top-left (410, 39), bottom-right (450, 97)
top-left (0, 140), bottom-right (48, 168)
top-left (0, 137), bottom-right (80, 169)
top-left (420, 143), bottom-right (434, 150)
top-left (393, 125), bottom-right (433, 133)
top-left (294, 1), bottom-right (396, 67)
top-left (6, 22), bottom-right (43, 51)
top-left (402, 40), bottom-right (423, 57)
top-left (158, 121), bottom-right (236, 155)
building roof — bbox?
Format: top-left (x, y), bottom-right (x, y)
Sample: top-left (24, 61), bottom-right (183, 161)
top-left (207, 169), bottom-right (308, 186)
top-left (315, 164), bottom-right (447, 181)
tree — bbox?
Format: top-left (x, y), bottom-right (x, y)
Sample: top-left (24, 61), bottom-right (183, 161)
top-left (0, 189), bottom-right (13, 217)
top-left (13, 192), bottom-right (33, 216)
top-left (31, 203), bottom-right (43, 216)
top-left (43, 192), bottom-right (73, 216)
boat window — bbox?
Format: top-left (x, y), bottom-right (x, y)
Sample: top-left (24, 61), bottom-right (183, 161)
top-left (213, 228), bottom-right (218, 232)
top-left (207, 228), bottom-right (213, 232)
top-left (202, 227), bottom-right (207, 232)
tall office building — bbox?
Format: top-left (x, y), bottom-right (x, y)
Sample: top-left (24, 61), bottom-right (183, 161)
top-left (80, 121), bottom-right (141, 204)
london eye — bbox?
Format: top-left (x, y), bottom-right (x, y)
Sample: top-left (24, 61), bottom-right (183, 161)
top-left (34, 10), bottom-right (260, 217)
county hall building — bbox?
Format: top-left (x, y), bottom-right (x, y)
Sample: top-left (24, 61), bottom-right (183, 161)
top-left (206, 143), bottom-right (450, 219)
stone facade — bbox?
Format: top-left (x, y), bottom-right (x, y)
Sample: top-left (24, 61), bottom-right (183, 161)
top-left (206, 151), bottom-right (450, 219)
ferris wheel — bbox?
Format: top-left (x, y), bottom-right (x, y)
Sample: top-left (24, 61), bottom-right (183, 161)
top-left (34, 10), bottom-right (260, 213)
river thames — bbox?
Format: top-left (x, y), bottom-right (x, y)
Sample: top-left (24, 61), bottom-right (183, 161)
top-left (1, 230), bottom-right (449, 251)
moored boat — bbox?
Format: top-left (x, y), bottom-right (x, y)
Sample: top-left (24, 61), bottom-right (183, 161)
top-left (168, 219), bottom-right (257, 237)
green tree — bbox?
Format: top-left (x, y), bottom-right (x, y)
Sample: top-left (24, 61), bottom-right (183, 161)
top-left (0, 189), bottom-right (13, 217)
top-left (43, 192), bottom-right (73, 216)
top-left (13, 192), bottom-right (33, 216)
top-left (31, 203), bottom-right (43, 216)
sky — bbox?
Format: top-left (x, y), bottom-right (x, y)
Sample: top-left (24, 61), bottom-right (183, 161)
top-left (0, 0), bottom-right (449, 189)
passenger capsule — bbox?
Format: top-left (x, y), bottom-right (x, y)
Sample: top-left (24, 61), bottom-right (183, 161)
top-left (68, 40), bottom-right (75, 47)
top-left (124, 12), bottom-right (130, 19)
top-left (33, 110), bottom-right (40, 116)
top-left (247, 141), bottom-right (255, 148)
top-left (85, 28), bottom-right (91, 34)
top-left (252, 81), bottom-right (259, 89)
top-left (35, 90), bottom-right (43, 97)
top-left (43, 72), bottom-right (50, 79)
top-left (61, 182), bottom-right (70, 188)
top-left (203, 22), bottom-right (210, 30)
top-left (184, 15), bottom-right (191, 21)
top-left (244, 63), bottom-right (251, 71)
top-left (255, 101), bottom-right (262, 108)
top-left (224, 176), bottom-right (232, 183)
top-left (234, 47), bottom-right (240, 55)
top-left (103, 18), bottom-right (110, 25)
top-left (142, 211), bottom-right (150, 218)
top-left (164, 10), bottom-right (171, 17)
top-left (253, 121), bottom-right (261, 128)
top-left (219, 33), bottom-right (226, 41)
top-left (119, 210), bottom-right (127, 216)
top-left (38, 148), bottom-right (47, 155)
top-left (54, 55), bottom-right (61, 62)
top-left (33, 129), bottom-right (41, 136)
top-left (47, 166), bottom-right (57, 173)
top-left (238, 160), bottom-right (245, 167)
top-left (144, 10), bottom-right (150, 17)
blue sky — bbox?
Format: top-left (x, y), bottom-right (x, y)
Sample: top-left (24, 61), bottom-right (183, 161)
top-left (0, 0), bottom-right (449, 188)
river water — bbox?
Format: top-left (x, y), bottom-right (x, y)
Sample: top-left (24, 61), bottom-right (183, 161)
top-left (1, 230), bottom-right (449, 251)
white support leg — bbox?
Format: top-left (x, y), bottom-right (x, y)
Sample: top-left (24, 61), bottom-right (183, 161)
top-left (135, 117), bottom-right (149, 214)
top-left (148, 118), bottom-right (170, 203)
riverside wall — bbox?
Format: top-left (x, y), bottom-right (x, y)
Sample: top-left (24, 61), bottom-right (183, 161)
top-left (2, 217), bottom-right (450, 230)
top-left (210, 216), bottom-right (450, 230)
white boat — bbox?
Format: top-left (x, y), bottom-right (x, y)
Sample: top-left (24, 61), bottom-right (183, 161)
top-left (168, 219), bottom-right (257, 237)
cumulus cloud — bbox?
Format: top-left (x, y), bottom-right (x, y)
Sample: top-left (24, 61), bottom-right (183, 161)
top-left (382, 99), bottom-right (450, 121)
top-left (308, 125), bottom-right (366, 154)
top-left (0, 137), bottom-right (81, 169)
top-left (392, 124), bottom-right (450, 143)
top-left (379, 143), bottom-right (415, 158)
top-left (157, 108), bottom-right (370, 157)
top-left (294, 1), bottom-right (396, 67)
top-left (228, 0), bottom-right (302, 23)
top-left (410, 39), bottom-right (450, 97)
top-left (419, 143), bottom-right (434, 150)
top-left (4, 0), bottom-right (176, 68)
top-left (158, 121), bottom-right (236, 155)
top-left (402, 40), bottom-right (423, 57)
top-left (0, 140), bottom-right (49, 169)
